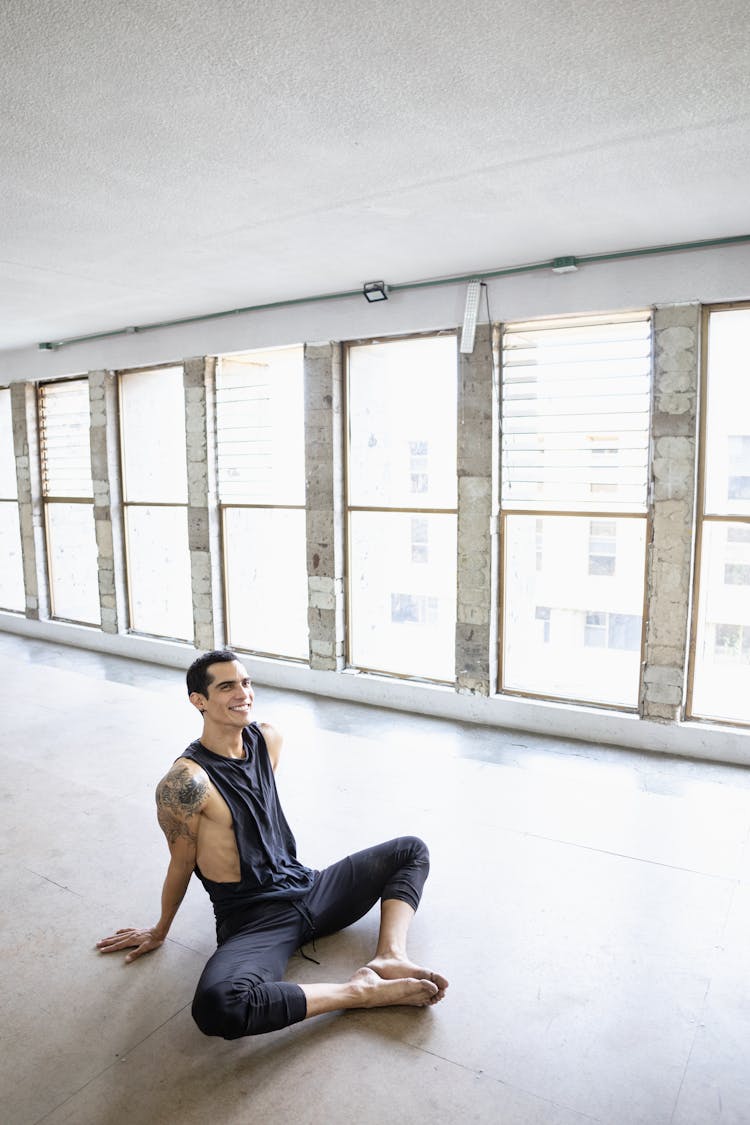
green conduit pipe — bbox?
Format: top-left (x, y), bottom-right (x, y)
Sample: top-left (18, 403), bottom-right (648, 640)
top-left (37, 233), bottom-right (750, 351)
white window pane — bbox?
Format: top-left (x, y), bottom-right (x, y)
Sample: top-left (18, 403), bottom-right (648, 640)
top-left (704, 310), bottom-right (750, 516)
top-left (692, 521), bottom-right (750, 722)
top-left (224, 507), bottom-right (308, 659)
top-left (0, 389), bottom-right (17, 498)
top-left (126, 506), bottom-right (192, 639)
top-left (348, 336), bottom-right (457, 509)
top-left (503, 514), bottom-right (645, 707)
top-left (120, 368), bottom-right (187, 503)
top-left (46, 503), bottom-right (100, 624)
top-left (502, 315), bottom-right (651, 511)
top-left (0, 501), bottom-right (24, 610)
top-left (217, 347), bottom-right (305, 504)
top-left (349, 511), bottom-right (456, 681)
top-left (39, 380), bottom-right (93, 498)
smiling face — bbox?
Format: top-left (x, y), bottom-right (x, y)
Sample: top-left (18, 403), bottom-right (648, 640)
top-left (190, 659), bottom-right (254, 728)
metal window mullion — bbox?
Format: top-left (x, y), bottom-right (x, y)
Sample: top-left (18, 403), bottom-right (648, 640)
top-left (41, 495), bottom-right (94, 504)
top-left (218, 502), bottom-right (305, 511)
top-left (122, 500), bottom-right (188, 508)
top-left (348, 505), bottom-right (457, 515)
top-left (500, 506), bottom-right (646, 518)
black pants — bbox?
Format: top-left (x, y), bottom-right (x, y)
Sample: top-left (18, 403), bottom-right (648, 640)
top-left (192, 836), bottom-right (429, 1039)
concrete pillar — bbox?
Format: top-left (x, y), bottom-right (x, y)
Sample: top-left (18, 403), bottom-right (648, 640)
top-left (11, 382), bottom-right (49, 619)
top-left (304, 342), bottom-right (345, 671)
top-left (641, 304), bottom-right (700, 721)
top-left (184, 357), bottom-right (224, 652)
top-left (456, 324), bottom-right (497, 694)
top-left (88, 371), bottom-right (128, 634)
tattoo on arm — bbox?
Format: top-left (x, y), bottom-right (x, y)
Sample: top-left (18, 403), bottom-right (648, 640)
top-left (156, 763), bottom-right (209, 844)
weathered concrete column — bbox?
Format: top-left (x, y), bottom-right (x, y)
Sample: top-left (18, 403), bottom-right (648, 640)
top-left (641, 304), bottom-right (700, 720)
top-left (88, 371), bottom-right (128, 634)
top-left (184, 357), bottom-right (224, 652)
top-left (304, 342), bottom-right (345, 671)
top-left (456, 323), bottom-right (497, 694)
top-left (11, 382), bottom-right (49, 620)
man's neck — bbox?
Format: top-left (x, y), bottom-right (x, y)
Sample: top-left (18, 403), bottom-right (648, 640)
top-left (199, 721), bottom-right (246, 759)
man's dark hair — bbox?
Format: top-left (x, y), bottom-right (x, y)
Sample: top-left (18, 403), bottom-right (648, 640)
top-left (186, 649), bottom-right (240, 697)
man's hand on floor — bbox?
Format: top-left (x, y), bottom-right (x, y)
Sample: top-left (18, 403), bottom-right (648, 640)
top-left (96, 927), bottom-right (165, 963)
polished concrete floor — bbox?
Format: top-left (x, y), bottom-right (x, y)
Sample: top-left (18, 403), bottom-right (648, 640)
top-left (3, 632), bottom-right (750, 1125)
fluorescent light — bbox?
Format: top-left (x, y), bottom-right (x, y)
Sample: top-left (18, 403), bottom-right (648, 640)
top-left (460, 280), bottom-right (482, 354)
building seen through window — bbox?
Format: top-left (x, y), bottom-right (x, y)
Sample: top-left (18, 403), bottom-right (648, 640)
top-left (588, 520), bottom-right (617, 576)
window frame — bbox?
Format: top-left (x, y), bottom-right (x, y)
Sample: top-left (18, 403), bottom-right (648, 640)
top-left (117, 362), bottom-right (192, 642)
top-left (37, 376), bottom-right (100, 626)
top-left (215, 345), bottom-right (309, 662)
top-left (687, 301), bottom-right (750, 726)
top-left (0, 386), bottom-right (24, 613)
top-left (343, 330), bottom-right (459, 684)
top-left (497, 311), bottom-right (653, 711)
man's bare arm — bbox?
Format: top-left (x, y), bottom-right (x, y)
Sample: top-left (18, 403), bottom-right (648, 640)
top-left (261, 722), bottom-right (283, 773)
top-left (97, 761), bottom-right (208, 963)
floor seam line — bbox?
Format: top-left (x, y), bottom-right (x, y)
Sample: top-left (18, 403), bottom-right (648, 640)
top-left (30, 1000), bottom-right (194, 1125)
top-left (25, 868), bottom-right (86, 897)
top-left (502, 827), bottom-right (743, 881)
top-left (408, 1043), bottom-right (602, 1122)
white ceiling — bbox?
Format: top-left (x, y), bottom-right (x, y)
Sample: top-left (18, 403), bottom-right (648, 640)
top-left (2, 0), bottom-right (749, 352)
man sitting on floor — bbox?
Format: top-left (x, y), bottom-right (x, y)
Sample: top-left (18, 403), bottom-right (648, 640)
top-left (97, 649), bottom-right (448, 1038)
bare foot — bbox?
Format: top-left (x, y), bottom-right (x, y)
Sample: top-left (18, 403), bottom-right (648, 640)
top-left (366, 956), bottom-right (449, 1003)
top-left (348, 966), bottom-right (439, 1008)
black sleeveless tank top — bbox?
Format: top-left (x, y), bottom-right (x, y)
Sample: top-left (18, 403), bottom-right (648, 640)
top-left (180, 723), bottom-right (315, 925)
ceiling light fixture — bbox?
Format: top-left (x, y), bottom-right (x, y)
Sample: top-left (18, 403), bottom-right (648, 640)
top-left (460, 280), bottom-right (483, 354)
top-left (363, 280), bottom-right (389, 302)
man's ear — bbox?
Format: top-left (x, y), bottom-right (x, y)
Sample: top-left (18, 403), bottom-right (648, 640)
top-left (189, 691), bottom-right (207, 715)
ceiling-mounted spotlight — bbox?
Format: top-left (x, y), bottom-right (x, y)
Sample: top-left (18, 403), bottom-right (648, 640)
top-left (363, 280), bottom-right (389, 302)
top-left (460, 279), bottom-right (483, 354)
top-left (551, 256), bottom-right (579, 274)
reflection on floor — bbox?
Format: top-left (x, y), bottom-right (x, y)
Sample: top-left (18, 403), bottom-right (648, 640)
top-left (2, 632), bottom-right (749, 1125)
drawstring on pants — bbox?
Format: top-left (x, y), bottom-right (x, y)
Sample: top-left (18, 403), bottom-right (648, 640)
top-left (292, 899), bottom-right (321, 965)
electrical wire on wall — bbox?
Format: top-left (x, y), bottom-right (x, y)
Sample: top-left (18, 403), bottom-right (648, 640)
top-left (36, 233), bottom-right (750, 351)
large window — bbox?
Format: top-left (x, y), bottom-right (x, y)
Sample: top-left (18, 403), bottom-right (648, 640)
top-left (119, 366), bottom-right (193, 640)
top-left (38, 379), bottom-right (100, 625)
top-left (500, 314), bottom-right (651, 707)
top-left (0, 388), bottom-right (24, 611)
top-left (690, 307), bottom-right (750, 723)
top-left (217, 346), bottom-right (308, 659)
top-left (346, 334), bottom-right (457, 681)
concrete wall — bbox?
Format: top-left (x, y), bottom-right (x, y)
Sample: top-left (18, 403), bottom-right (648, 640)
top-left (304, 342), bottom-right (345, 672)
top-left (184, 356), bottom-right (224, 651)
top-left (642, 306), bottom-right (700, 720)
top-left (88, 370), bottom-right (127, 634)
top-left (456, 322), bottom-right (497, 694)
